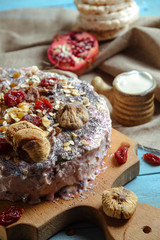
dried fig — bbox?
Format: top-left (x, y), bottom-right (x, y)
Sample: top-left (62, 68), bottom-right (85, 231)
top-left (5, 121), bottom-right (50, 162)
top-left (13, 128), bottom-right (50, 163)
top-left (57, 102), bottom-right (89, 130)
top-left (5, 121), bottom-right (43, 145)
top-left (102, 186), bottom-right (138, 219)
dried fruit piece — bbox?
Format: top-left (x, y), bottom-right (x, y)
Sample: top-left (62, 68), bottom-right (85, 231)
top-left (40, 77), bottom-right (59, 87)
top-left (4, 89), bottom-right (25, 107)
top-left (57, 102), bottom-right (89, 130)
top-left (12, 72), bottom-right (21, 78)
top-left (21, 114), bottom-right (42, 126)
top-left (25, 87), bottom-right (39, 102)
top-left (0, 137), bottom-right (12, 154)
top-left (47, 31), bottom-right (99, 75)
top-left (0, 206), bottom-right (23, 226)
top-left (5, 121), bottom-right (50, 162)
top-left (115, 145), bottom-right (129, 164)
top-left (102, 187), bottom-right (138, 219)
top-left (143, 153), bottom-right (160, 165)
top-left (13, 128), bottom-right (50, 162)
top-left (5, 121), bottom-right (43, 145)
top-left (35, 98), bottom-right (53, 113)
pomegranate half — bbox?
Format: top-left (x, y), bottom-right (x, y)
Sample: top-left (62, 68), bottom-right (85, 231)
top-left (47, 31), bottom-right (99, 75)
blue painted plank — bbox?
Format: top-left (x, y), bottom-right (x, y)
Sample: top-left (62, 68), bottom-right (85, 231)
top-left (138, 146), bottom-right (160, 175)
top-left (50, 222), bottom-right (105, 240)
top-left (0, 0), bottom-right (160, 17)
top-left (0, 0), bottom-right (76, 11)
top-left (125, 173), bottom-right (160, 208)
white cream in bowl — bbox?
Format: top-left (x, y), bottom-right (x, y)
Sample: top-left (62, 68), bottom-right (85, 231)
top-left (113, 70), bottom-right (156, 95)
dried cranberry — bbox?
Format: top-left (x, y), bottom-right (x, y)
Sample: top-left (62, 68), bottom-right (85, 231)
top-left (21, 115), bottom-right (42, 126)
top-left (115, 146), bottom-right (129, 164)
top-left (0, 206), bottom-right (23, 226)
top-left (0, 138), bottom-right (12, 154)
top-left (143, 153), bottom-right (160, 165)
top-left (35, 98), bottom-right (53, 113)
top-left (40, 77), bottom-right (59, 87)
top-left (4, 89), bottom-right (25, 107)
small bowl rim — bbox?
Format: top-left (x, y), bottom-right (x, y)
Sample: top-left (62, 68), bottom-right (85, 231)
top-left (113, 70), bottom-right (157, 96)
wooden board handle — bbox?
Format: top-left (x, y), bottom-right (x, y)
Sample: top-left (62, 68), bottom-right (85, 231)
top-left (100, 203), bottom-right (160, 240)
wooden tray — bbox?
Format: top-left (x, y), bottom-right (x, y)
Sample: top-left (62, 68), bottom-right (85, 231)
top-left (0, 129), bottom-right (160, 240)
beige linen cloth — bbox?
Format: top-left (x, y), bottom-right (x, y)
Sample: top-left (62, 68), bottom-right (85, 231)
top-left (0, 7), bottom-right (160, 149)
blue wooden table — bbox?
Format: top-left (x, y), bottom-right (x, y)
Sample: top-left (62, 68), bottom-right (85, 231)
top-left (0, 1), bottom-right (160, 239)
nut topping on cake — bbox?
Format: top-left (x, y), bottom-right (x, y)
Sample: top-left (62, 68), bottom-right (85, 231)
top-left (57, 102), bottom-right (89, 130)
top-left (5, 121), bottom-right (50, 162)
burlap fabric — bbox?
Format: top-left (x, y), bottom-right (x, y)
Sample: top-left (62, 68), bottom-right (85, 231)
top-left (0, 7), bottom-right (159, 149)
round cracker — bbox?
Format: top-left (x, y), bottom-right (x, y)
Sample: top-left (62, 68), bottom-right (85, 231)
top-left (78, 3), bottom-right (139, 31)
top-left (81, 0), bottom-right (132, 6)
top-left (74, 0), bottom-right (134, 14)
top-left (87, 26), bottom-right (129, 41)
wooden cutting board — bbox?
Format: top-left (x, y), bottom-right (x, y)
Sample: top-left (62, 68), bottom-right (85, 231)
top-left (0, 128), bottom-right (160, 240)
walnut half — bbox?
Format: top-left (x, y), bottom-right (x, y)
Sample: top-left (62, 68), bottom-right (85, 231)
top-left (57, 102), bottom-right (89, 130)
top-left (5, 121), bottom-right (50, 163)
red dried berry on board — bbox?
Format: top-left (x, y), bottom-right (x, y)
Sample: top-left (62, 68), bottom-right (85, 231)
top-left (40, 77), bottom-right (59, 87)
top-left (115, 145), bottom-right (129, 164)
top-left (35, 98), bottom-right (53, 113)
top-left (21, 115), bottom-right (42, 126)
top-left (0, 138), bottom-right (12, 155)
top-left (47, 31), bottom-right (99, 75)
top-left (143, 153), bottom-right (160, 165)
top-left (4, 89), bottom-right (25, 107)
top-left (0, 206), bottom-right (23, 226)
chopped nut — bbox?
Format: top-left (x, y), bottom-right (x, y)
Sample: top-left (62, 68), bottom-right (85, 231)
top-left (0, 93), bottom-right (4, 100)
top-left (54, 104), bottom-right (60, 110)
top-left (83, 97), bottom-right (90, 106)
top-left (63, 142), bottom-right (71, 147)
top-left (53, 123), bottom-right (59, 127)
top-left (81, 139), bottom-right (90, 145)
top-left (80, 92), bottom-right (86, 96)
top-left (57, 102), bottom-right (89, 130)
top-left (47, 127), bottom-right (53, 132)
top-left (63, 89), bottom-right (71, 94)
top-left (43, 110), bottom-right (47, 115)
top-left (64, 146), bottom-right (71, 151)
top-left (49, 112), bottom-right (54, 117)
top-left (71, 132), bottom-right (77, 138)
top-left (3, 121), bottom-right (8, 127)
top-left (42, 116), bottom-right (51, 128)
top-left (71, 89), bottom-right (80, 96)
top-left (69, 140), bottom-right (74, 145)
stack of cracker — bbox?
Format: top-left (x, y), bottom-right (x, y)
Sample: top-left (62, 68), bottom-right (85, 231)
top-left (112, 71), bottom-right (156, 126)
top-left (74, 0), bottom-right (139, 41)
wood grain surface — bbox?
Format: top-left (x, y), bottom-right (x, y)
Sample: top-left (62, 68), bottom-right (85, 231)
top-left (0, 128), bottom-right (141, 240)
